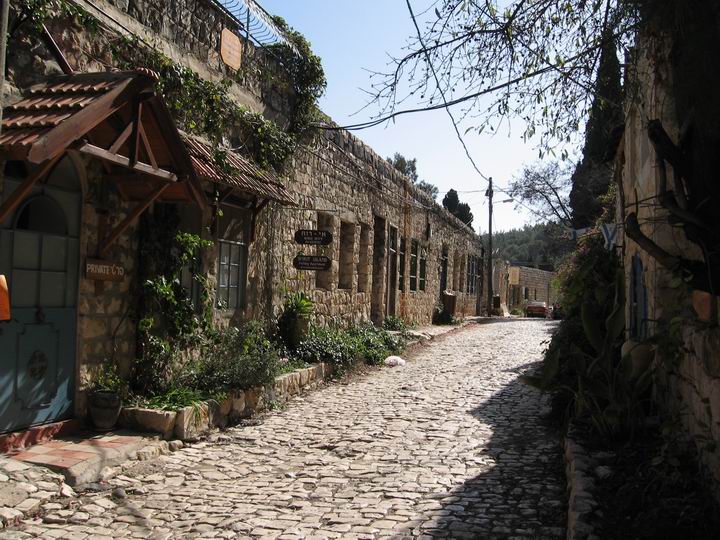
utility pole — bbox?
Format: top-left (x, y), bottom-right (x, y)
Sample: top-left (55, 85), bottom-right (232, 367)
top-left (0, 0), bottom-right (10, 137)
top-left (486, 177), bottom-right (493, 316)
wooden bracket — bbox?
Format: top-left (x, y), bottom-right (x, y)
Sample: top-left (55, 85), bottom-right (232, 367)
top-left (0, 157), bottom-right (62, 224)
top-left (98, 182), bottom-right (170, 258)
top-left (40, 24), bottom-right (73, 75)
top-left (249, 198), bottom-right (269, 244)
top-left (77, 143), bottom-right (177, 182)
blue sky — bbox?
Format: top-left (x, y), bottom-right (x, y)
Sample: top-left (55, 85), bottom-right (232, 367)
top-left (261, 0), bottom-right (542, 233)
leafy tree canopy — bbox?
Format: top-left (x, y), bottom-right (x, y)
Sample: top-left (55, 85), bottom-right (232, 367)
top-left (484, 222), bottom-right (574, 270)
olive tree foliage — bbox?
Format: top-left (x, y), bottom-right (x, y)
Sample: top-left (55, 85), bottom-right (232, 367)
top-left (366, 0), bottom-right (639, 153)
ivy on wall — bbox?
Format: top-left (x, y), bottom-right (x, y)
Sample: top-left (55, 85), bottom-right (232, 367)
top-left (268, 16), bottom-right (327, 135)
top-left (110, 36), bottom-right (297, 172)
top-left (9, 0), bottom-right (97, 37)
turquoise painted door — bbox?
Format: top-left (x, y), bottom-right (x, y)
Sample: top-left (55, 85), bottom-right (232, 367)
top-left (0, 159), bottom-right (80, 433)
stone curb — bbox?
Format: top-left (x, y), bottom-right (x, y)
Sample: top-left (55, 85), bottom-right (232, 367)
top-left (119, 363), bottom-right (334, 442)
top-left (119, 321), bottom-right (477, 442)
top-left (564, 424), bottom-right (599, 540)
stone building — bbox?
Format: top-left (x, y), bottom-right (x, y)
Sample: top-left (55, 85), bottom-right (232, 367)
top-left (0, 0), bottom-right (482, 435)
top-left (507, 265), bottom-right (556, 309)
top-left (616, 16), bottom-right (720, 497)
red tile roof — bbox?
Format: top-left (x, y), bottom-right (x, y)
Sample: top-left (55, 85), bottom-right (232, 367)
top-left (182, 133), bottom-right (296, 206)
top-left (0, 70), bottom-right (156, 156)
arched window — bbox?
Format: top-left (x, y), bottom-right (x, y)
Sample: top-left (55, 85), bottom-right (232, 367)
top-left (13, 195), bottom-right (68, 235)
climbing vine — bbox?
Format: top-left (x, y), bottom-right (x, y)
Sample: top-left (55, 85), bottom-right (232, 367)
top-left (131, 205), bottom-right (213, 396)
top-left (268, 16), bottom-right (327, 135)
top-left (10, 0), bottom-right (97, 36)
top-left (109, 36), bottom-right (296, 172)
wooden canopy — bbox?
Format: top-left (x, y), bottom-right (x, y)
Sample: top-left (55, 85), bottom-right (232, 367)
top-left (0, 69), bottom-right (206, 207)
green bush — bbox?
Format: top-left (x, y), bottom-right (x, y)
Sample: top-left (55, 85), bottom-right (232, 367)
top-left (181, 321), bottom-right (281, 393)
top-left (523, 237), bottom-right (653, 440)
top-left (383, 315), bottom-right (409, 332)
top-left (294, 323), bottom-right (407, 370)
top-left (293, 326), bottom-right (358, 371)
top-left (277, 292), bottom-right (314, 350)
top-left (348, 323), bottom-right (405, 365)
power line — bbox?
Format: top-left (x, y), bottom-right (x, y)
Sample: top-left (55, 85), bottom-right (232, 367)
top-left (405, 0), bottom-right (489, 184)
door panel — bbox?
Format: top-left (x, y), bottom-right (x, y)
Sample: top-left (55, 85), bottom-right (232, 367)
top-left (0, 161), bottom-right (80, 433)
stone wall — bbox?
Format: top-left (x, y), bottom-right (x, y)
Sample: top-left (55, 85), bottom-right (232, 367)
top-left (245, 129), bottom-right (484, 327)
top-left (0, 0), bottom-right (483, 429)
top-left (619, 36), bottom-right (720, 498)
top-left (508, 266), bottom-right (556, 307)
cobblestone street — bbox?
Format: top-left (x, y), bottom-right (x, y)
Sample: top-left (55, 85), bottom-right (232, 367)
top-left (2, 320), bottom-right (566, 539)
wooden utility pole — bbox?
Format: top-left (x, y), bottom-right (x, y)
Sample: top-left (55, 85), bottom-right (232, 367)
top-left (0, 0), bottom-right (10, 136)
top-left (486, 177), bottom-right (493, 316)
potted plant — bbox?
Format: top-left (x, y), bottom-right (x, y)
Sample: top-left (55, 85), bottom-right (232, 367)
top-left (88, 361), bottom-right (127, 431)
top-left (278, 292), bottom-right (314, 350)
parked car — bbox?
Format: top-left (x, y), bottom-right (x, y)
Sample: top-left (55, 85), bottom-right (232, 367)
top-left (525, 301), bottom-right (548, 318)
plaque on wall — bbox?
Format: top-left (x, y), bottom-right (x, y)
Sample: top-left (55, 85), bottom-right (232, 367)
top-left (293, 255), bottom-right (331, 271)
top-left (294, 229), bottom-right (333, 245)
top-left (220, 28), bottom-right (243, 71)
top-left (85, 259), bottom-right (125, 282)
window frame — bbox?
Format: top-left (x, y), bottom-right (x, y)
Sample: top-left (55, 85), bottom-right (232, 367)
top-left (409, 239), bottom-right (418, 291)
top-left (419, 245), bottom-right (427, 291)
top-left (216, 238), bottom-right (248, 310)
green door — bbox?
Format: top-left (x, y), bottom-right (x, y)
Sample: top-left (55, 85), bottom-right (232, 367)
top-left (0, 158), bottom-right (81, 433)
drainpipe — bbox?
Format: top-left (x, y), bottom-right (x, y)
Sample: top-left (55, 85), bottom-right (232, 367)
top-left (0, 0), bottom-right (10, 138)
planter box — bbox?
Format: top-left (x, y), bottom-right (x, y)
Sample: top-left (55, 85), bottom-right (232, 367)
top-left (123, 363), bottom-right (334, 442)
top-left (119, 407), bottom-right (177, 440)
top-left (174, 402), bottom-right (211, 441)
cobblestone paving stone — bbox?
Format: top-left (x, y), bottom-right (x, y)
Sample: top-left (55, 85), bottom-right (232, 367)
top-left (1, 319), bottom-right (565, 539)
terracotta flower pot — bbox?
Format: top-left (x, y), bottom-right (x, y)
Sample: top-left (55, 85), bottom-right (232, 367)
top-left (88, 390), bottom-right (122, 431)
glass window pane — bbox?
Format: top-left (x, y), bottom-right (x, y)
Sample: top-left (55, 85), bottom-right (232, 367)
top-left (218, 264), bottom-right (229, 288)
top-left (229, 266), bottom-right (239, 287)
top-left (230, 244), bottom-right (240, 264)
top-left (40, 271), bottom-right (66, 307)
top-left (228, 287), bottom-right (238, 309)
top-left (11, 269), bottom-right (38, 307)
top-left (42, 236), bottom-right (67, 272)
top-left (13, 231), bottom-right (40, 269)
top-left (219, 242), bottom-right (230, 265)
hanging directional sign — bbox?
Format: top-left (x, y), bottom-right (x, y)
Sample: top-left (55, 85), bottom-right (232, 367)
top-left (294, 229), bottom-right (332, 245)
top-left (293, 255), bottom-right (331, 271)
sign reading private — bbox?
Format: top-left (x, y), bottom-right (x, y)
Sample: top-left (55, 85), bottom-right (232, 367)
top-left (294, 229), bottom-right (332, 245)
top-left (220, 28), bottom-right (243, 71)
top-left (85, 259), bottom-right (125, 282)
top-left (293, 255), bottom-right (331, 271)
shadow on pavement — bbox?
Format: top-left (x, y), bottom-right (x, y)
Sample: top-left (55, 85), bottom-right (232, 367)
top-left (395, 360), bottom-right (567, 539)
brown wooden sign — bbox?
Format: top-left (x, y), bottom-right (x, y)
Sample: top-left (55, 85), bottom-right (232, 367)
top-left (294, 229), bottom-right (333, 245)
top-left (220, 28), bottom-right (243, 71)
top-left (293, 255), bottom-right (331, 271)
top-left (85, 259), bottom-right (125, 282)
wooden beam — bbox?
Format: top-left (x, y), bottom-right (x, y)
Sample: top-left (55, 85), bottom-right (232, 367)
top-left (109, 122), bottom-right (133, 154)
top-left (218, 187), bottom-right (235, 203)
top-left (98, 182), bottom-right (169, 258)
top-left (41, 25), bottom-right (73, 75)
top-left (0, 157), bottom-right (61, 223)
top-left (249, 198), bottom-right (269, 243)
top-left (129, 100), bottom-right (142, 167)
top-left (77, 143), bottom-right (177, 182)
top-left (28, 75), bottom-right (152, 164)
top-left (138, 121), bottom-right (158, 169)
